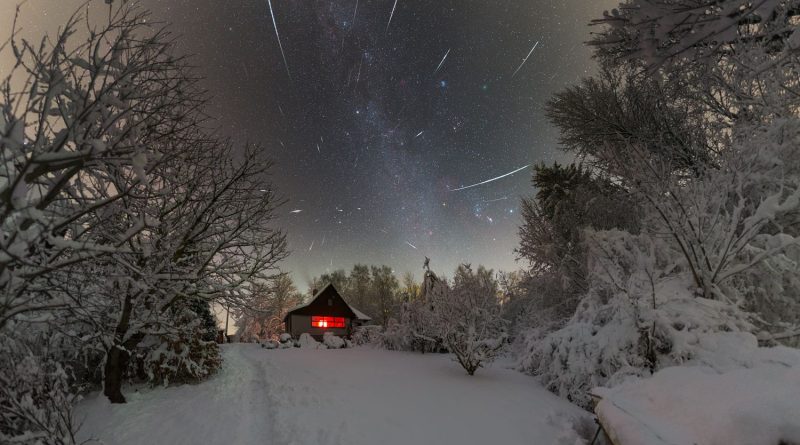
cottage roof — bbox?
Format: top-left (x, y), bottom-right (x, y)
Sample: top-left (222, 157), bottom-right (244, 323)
top-left (283, 283), bottom-right (372, 322)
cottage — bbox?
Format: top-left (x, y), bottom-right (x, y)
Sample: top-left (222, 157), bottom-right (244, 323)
top-left (283, 283), bottom-right (371, 339)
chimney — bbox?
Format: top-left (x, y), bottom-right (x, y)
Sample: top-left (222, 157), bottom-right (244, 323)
top-left (312, 288), bottom-right (318, 296)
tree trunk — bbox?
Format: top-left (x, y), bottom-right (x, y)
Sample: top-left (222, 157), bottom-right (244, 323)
top-left (103, 346), bottom-right (129, 403)
top-left (104, 292), bottom-right (136, 403)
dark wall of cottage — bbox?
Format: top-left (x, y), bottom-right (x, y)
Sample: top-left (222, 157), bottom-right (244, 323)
top-left (287, 314), bottom-right (350, 338)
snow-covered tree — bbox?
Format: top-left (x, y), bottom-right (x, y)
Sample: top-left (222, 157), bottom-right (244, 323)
top-left (516, 0), bottom-right (800, 408)
top-left (90, 138), bottom-right (288, 402)
top-left (235, 274), bottom-right (304, 341)
top-left (1, 3), bottom-right (290, 405)
top-left (516, 163), bottom-right (640, 329)
top-left (0, 6), bottom-right (178, 328)
top-left (591, 0), bottom-right (800, 71)
top-left (436, 265), bottom-right (507, 376)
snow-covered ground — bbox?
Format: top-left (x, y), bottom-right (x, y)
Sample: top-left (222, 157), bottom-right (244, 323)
top-left (77, 344), bottom-right (590, 445)
top-left (593, 333), bottom-right (800, 445)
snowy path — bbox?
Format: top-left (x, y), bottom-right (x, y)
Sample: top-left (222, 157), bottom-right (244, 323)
top-left (78, 344), bottom-right (590, 444)
top-left (78, 345), bottom-right (277, 444)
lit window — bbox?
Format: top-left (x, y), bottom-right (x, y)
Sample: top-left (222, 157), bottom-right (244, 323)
top-left (311, 316), bottom-right (345, 328)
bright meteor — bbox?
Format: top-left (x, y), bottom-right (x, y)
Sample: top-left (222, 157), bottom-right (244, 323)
top-left (511, 41), bottom-right (539, 78)
top-left (267, 0), bottom-right (292, 81)
top-left (449, 165), bottom-right (530, 192)
top-left (386, 0), bottom-right (399, 33)
top-left (433, 49), bottom-right (450, 75)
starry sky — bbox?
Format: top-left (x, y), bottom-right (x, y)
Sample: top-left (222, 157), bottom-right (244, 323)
top-left (2, 0), bottom-right (616, 288)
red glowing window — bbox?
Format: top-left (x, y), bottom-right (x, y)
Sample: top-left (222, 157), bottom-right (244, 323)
top-left (311, 316), bottom-right (345, 328)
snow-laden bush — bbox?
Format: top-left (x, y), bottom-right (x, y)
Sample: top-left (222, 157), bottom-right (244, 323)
top-left (262, 340), bottom-right (278, 349)
top-left (0, 336), bottom-right (81, 444)
top-left (128, 305), bottom-right (222, 386)
top-left (323, 332), bottom-right (346, 349)
top-left (298, 333), bottom-right (322, 349)
top-left (438, 265), bottom-right (508, 375)
top-left (279, 333), bottom-right (293, 343)
top-left (381, 318), bottom-right (413, 350)
top-left (351, 325), bottom-right (383, 346)
top-left (134, 334), bottom-right (222, 387)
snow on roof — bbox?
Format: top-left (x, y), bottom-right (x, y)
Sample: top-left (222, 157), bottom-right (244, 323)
top-left (285, 283), bottom-right (371, 321)
top-left (347, 304), bottom-right (371, 321)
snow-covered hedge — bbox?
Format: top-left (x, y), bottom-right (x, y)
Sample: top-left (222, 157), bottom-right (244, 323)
top-left (594, 333), bottom-right (800, 445)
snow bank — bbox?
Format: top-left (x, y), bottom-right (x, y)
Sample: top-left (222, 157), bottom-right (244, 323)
top-left (594, 338), bottom-right (800, 445)
top-left (322, 332), bottom-right (346, 349)
top-left (297, 333), bottom-right (322, 349)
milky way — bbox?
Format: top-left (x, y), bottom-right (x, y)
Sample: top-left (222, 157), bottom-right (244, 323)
top-left (2, 0), bottom-right (617, 288)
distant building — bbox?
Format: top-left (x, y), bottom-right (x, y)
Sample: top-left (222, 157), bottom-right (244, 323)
top-left (283, 283), bottom-right (371, 340)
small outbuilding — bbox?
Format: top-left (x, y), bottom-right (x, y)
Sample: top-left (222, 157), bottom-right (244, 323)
top-left (283, 283), bottom-right (371, 340)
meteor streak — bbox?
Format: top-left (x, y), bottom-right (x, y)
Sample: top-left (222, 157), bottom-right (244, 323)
top-left (386, 0), bottom-right (399, 33)
top-left (415, 131), bottom-right (424, 138)
top-left (511, 41), bottom-right (539, 78)
top-left (267, 0), bottom-right (292, 80)
top-left (450, 165), bottom-right (530, 192)
top-left (405, 241), bottom-right (417, 249)
top-left (432, 48), bottom-right (450, 75)
top-left (355, 53), bottom-right (364, 88)
top-left (290, 209), bottom-right (303, 214)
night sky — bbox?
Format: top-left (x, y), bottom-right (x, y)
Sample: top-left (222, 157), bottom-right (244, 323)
top-left (2, 0), bottom-right (616, 288)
